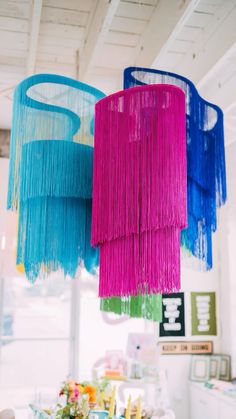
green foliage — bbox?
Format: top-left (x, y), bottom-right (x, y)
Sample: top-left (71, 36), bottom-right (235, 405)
top-left (54, 397), bottom-right (90, 419)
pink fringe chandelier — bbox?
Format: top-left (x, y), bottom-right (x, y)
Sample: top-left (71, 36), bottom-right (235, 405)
top-left (92, 84), bottom-right (187, 297)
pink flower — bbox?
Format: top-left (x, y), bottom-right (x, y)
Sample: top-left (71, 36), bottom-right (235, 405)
top-left (69, 387), bottom-right (80, 402)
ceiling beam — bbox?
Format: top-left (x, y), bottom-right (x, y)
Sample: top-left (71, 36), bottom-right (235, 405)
top-left (194, 42), bottom-right (236, 114)
top-left (197, 44), bottom-right (236, 90)
top-left (134, 0), bottom-right (200, 67)
top-left (225, 100), bottom-right (236, 115)
top-left (174, 1), bottom-right (236, 84)
top-left (27, 0), bottom-right (43, 76)
top-left (197, 64), bottom-right (236, 112)
top-left (79, 0), bottom-right (120, 81)
top-left (225, 120), bottom-right (236, 135)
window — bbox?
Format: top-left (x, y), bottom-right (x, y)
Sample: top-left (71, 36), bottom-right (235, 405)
top-left (0, 275), bottom-right (73, 411)
top-left (0, 273), bottom-right (147, 415)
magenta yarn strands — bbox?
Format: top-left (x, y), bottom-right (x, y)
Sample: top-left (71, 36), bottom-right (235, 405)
top-left (92, 84), bottom-right (187, 297)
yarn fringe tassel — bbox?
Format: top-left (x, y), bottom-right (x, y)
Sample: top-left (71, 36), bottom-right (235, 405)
top-left (18, 140), bottom-right (98, 282)
top-left (123, 67), bottom-right (226, 270)
top-left (7, 74), bottom-right (105, 281)
top-left (99, 228), bottom-right (180, 297)
top-left (92, 85), bottom-right (186, 297)
top-left (100, 294), bottom-right (162, 322)
top-left (17, 197), bottom-right (98, 282)
top-left (7, 73), bottom-right (105, 211)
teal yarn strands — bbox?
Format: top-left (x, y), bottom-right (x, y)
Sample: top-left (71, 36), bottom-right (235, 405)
top-left (18, 141), bottom-right (96, 280)
top-left (8, 74), bottom-right (104, 209)
top-left (7, 74), bottom-right (105, 281)
top-left (100, 294), bottom-right (163, 322)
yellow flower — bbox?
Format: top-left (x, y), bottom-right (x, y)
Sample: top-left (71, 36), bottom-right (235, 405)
top-left (78, 384), bottom-right (85, 394)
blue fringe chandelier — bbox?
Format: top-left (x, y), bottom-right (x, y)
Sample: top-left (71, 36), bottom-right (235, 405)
top-left (7, 74), bottom-right (105, 281)
top-left (101, 67), bottom-right (226, 319)
top-left (123, 67), bottom-right (227, 270)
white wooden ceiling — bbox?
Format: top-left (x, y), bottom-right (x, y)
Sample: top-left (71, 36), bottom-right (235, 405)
top-left (0, 0), bottom-right (235, 145)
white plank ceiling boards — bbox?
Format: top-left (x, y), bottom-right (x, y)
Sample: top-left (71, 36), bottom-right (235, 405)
top-left (0, 0), bottom-right (235, 146)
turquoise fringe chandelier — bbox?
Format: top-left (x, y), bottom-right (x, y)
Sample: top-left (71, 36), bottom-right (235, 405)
top-left (7, 74), bottom-right (105, 281)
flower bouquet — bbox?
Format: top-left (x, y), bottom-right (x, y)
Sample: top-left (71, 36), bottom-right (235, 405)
top-left (30, 379), bottom-right (111, 419)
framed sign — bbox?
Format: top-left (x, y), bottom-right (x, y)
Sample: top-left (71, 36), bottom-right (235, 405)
top-left (191, 292), bottom-right (217, 336)
top-left (160, 292), bottom-right (185, 337)
top-left (159, 341), bottom-right (213, 355)
top-left (190, 355), bottom-right (211, 382)
top-left (210, 355), bottom-right (221, 379)
top-left (219, 354), bottom-right (231, 381)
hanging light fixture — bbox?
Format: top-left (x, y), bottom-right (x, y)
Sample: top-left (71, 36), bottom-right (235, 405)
top-left (92, 84), bottom-right (187, 297)
top-left (123, 67), bottom-right (226, 270)
top-left (7, 74), bottom-right (105, 281)
top-left (102, 68), bottom-right (226, 318)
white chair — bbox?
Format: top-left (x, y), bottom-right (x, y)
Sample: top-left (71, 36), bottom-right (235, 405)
top-left (0, 410), bottom-right (15, 419)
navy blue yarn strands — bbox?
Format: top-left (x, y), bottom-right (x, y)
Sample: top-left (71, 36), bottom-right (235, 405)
top-left (7, 74), bottom-right (105, 281)
top-left (124, 67), bottom-right (226, 269)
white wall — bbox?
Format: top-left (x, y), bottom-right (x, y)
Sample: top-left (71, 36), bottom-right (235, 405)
top-left (157, 240), bottom-right (221, 419)
top-left (0, 158), bottom-right (18, 277)
top-left (218, 143), bottom-right (236, 376)
top-left (157, 143), bottom-right (236, 419)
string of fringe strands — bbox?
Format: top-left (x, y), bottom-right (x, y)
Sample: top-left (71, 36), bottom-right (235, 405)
top-left (92, 84), bottom-right (187, 297)
top-left (124, 67), bottom-right (226, 270)
top-left (7, 74), bottom-right (105, 281)
top-left (7, 73), bottom-right (105, 211)
top-left (18, 140), bottom-right (98, 281)
top-left (100, 294), bottom-right (163, 322)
